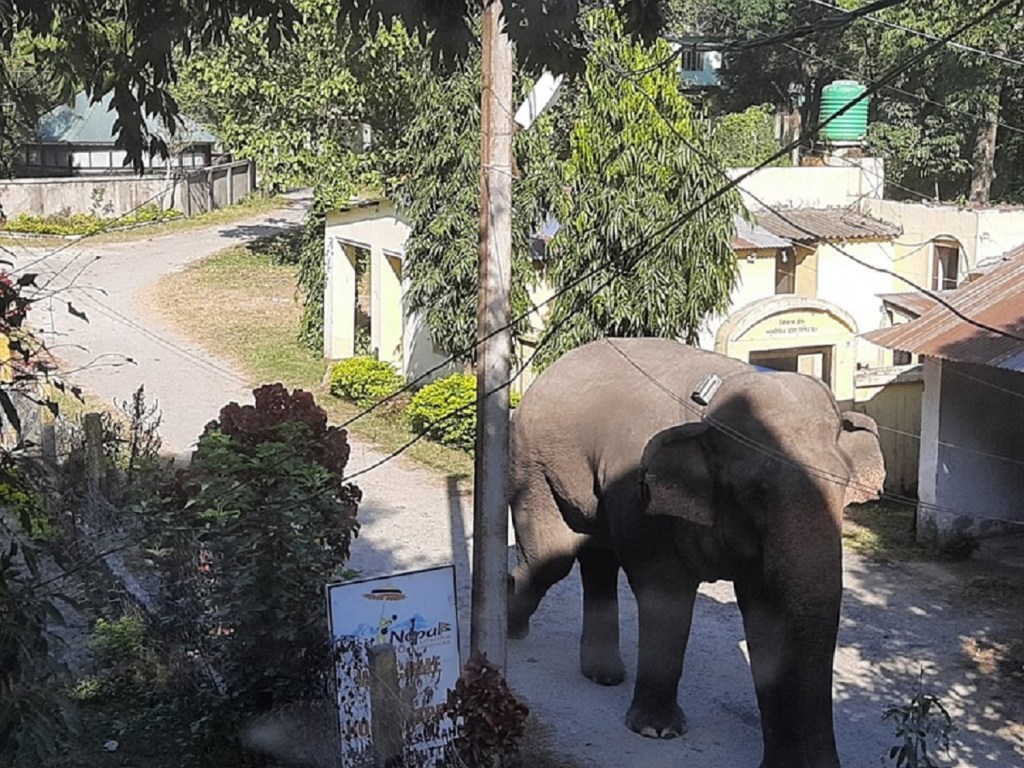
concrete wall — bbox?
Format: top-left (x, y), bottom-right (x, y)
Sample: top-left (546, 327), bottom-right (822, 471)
top-left (0, 175), bottom-right (177, 217)
top-left (864, 199), bottom-right (1024, 283)
top-left (324, 202), bottom-right (458, 384)
top-left (178, 161), bottom-right (257, 216)
top-left (729, 158), bottom-right (884, 210)
top-left (918, 358), bottom-right (1024, 550)
top-left (815, 240), bottom-right (898, 367)
top-left (0, 160), bottom-right (255, 219)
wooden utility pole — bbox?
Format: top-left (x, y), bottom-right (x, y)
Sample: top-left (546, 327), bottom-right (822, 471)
top-left (471, 0), bottom-right (514, 670)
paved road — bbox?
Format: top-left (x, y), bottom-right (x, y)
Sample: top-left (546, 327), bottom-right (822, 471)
top-left (18, 198), bottom-right (1022, 768)
top-left (25, 196), bottom-right (308, 457)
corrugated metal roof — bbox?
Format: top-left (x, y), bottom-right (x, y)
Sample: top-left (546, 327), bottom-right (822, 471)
top-left (754, 207), bottom-right (901, 242)
top-left (731, 214), bottom-right (791, 250)
top-left (879, 292), bottom-right (938, 319)
top-left (37, 91), bottom-right (219, 145)
top-left (866, 254), bottom-right (1024, 372)
top-left (975, 242), bottom-right (1024, 275)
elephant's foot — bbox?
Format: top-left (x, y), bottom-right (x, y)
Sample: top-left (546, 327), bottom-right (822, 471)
top-left (507, 613), bottom-right (530, 640)
top-left (626, 700), bottom-right (686, 740)
top-left (580, 645), bottom-right (625, 686)
top-left (507, 574), bottom-right (532, 639)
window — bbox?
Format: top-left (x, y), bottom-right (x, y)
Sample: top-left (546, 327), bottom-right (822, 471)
top-left (775, 250), bottom-right (795, 294)
top-left (893, 350), bottom-right (912, 366)
top-left (932, 242), bottom-right (960, 290)
top-left (681, 48), bottom-right (704, 72)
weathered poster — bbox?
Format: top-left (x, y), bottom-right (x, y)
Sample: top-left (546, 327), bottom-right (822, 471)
top-left (326, 565), bottom-right (460, 767)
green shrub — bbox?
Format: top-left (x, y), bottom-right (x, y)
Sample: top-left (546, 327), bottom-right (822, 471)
top-left (408, 373), bottom-right (477, 450)
top-left (67, 676), bottom-right (105, 703)
top-left (1, 205), bottom-right (182, 236)
top-left (0, 461), bottom-right (49, 540)
top-left (91, 616), bottom-right (147, 659)
top-left (329, 356), bottom-right (404, 406)
top-left (407, 373), bottom-right (521, 452)
top-left (148, 384), bottom-right (361, 762)
top-left (714, 104), bottom-right (787, 167)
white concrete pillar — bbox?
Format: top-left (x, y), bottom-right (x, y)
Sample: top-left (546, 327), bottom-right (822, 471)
top-left (324, 238), bottom-right (356, 359)
top-left (917, 356), bottom-right (943, 537)
top-left (373, 249), bottom-right (403, 367)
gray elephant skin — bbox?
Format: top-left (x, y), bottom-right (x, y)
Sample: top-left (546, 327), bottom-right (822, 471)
top-left (508, 338), bottom-right (885, 768)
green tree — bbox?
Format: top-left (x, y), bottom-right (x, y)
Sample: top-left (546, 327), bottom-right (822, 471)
top-left (536, 10), bottom-right (741, 365)
top-left (0, 31), bottom-right (62, 177)
top-left (714, 103), bottom-right (786, 166)
top-left (174, 2), bottom-right (422, 196)
top-left (173, 0), bottom-right (362, 194)
top-left (396, 55), bottom-right (562, 363)
top-left (1, 1), bottom-right (680, 170)
top-left (686, 0), bottom-right (1024, 203)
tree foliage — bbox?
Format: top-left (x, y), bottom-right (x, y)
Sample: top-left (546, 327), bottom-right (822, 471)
top-left (714, 103), bottom-right (787, 167)
top-left (536, 10), bottom-right (741, 366)
top-left (0, 30), bottom-right (62, 177)
top-left (1, 0), bottom-right (679, 172)
top-left (689, 0), bottom-right (1024, 202)
top-left (0, 519), bottom-right (67, 768)
top-left (395, 53), bottom-right (561, 363)
top-left (174, 2), bottom-right (421, 196)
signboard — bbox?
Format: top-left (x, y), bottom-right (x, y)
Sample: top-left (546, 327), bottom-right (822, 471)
top-left (327, 565), bottom-right (460, 767)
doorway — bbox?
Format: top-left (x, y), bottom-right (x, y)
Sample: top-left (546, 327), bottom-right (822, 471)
top-left (749, 345), bottom-right (833, 386)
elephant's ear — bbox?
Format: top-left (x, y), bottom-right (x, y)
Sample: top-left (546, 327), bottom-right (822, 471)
top-left (639, 423), bottom-right (714, 526)
top-left (839, 411), bottom-right (886, 506)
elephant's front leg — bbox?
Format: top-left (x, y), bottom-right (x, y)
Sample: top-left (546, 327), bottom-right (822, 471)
top-left (735, 559), bottom-right (842, 768)
top-left (578, 546), bottom-right (625, 685)
top-left (624, 562), bottom-right (699, 739)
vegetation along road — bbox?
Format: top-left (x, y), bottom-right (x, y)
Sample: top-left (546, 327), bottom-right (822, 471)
top-left (19, 197), bottom-right (1020, 767)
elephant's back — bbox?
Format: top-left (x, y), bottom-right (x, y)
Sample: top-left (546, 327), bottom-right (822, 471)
top-left (513, 338), bottom-right (747, 475)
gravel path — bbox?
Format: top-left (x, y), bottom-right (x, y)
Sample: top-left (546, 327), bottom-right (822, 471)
top-left (21, 197), bottom-right (1023, 768)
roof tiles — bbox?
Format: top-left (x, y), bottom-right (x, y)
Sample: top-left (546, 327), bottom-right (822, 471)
top-left (754, 207), bottom-right (901, 242)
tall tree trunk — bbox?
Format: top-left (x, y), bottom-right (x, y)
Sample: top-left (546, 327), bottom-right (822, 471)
top-left (969, 81), bottom-right (1006, 205)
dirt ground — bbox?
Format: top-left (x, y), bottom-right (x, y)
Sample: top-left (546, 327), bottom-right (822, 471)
top-left (30, 197), bottom-right (1024, 767)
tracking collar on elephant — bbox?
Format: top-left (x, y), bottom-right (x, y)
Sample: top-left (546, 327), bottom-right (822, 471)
top-left (690, 373), bottom-right (723, 407)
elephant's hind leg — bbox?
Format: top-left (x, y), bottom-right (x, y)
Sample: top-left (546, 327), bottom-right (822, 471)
top-left (579, 546), bottom-right (625, 685)
top-left (508, 473), bottom-right (585, 640)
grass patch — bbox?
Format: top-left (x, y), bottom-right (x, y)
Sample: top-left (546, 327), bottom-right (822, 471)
top-left (145, 237), bottom-right (474, 483)
top-left (843, 500), bottom-right (933, 561)
top-left (0, 193), bottom-right (288, 250)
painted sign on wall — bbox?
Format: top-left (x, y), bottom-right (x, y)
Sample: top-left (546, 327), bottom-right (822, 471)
top-left (326, 565), bottom-right (460, 767)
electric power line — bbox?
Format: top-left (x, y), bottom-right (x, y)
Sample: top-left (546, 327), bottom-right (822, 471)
top-left (778, 41), bottom-right (1024, 137)
top-left (603, 337), bottom-right (1024, 529)
top-left (804, 0), bottom-right (1024, 69)
top-left (339, 1), bottom-right (1013, 433)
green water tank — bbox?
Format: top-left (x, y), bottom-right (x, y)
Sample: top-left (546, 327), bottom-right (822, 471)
top-left (819, 80), bottom-right (869, 142)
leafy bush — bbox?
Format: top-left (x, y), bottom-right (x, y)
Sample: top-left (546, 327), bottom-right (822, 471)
top-left (149, 384), bottom-right (361, 762)
top-left (883, 676), bottom-right (956, 767)
top-left (714, 104), bottom-right (787, 168)
top-left (407, 373), bottom-right (520, 452)
top-left (329, 356), bottom-right (405, 406)
top-left (407, 373), bottom-right (477, 450)
top-left (0, 528), bottom-right (68, 767)
top-left (92, 615), bottom-right (148, 659)
top-left (0, 460), bottom-right (49, 540)
top-left (1, 205), bottom-right (182, 236)
top-left (445, 652), bottom-right (529, 767)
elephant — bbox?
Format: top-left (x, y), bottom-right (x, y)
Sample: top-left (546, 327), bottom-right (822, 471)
top-left (507, 337), bottom-right (885, 768)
